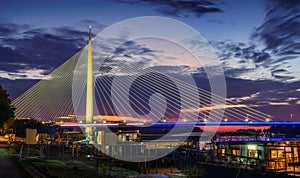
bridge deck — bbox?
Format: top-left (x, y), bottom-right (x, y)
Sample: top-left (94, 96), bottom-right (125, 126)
top-left (60, 121), bottom-right (300, 127)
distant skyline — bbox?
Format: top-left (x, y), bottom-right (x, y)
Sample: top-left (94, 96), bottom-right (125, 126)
top-left (0, 0), bottom-right (300, 121)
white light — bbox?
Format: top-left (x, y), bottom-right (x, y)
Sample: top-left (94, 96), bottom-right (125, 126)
top-left (248, 144), bottom-right (257, 150)
top-left (245, 114), bottom-right (249, 122)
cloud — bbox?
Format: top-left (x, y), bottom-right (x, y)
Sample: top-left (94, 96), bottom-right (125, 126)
top-left (251, 0), bottom-right (300, 57)
top-left (222, 77), bottom-right (300, 120)
top-left (113, 40), bottom-right (157, 58)
top-left (115, 0), bottom-right (224, 17)
top-left (182, 104), bottom-right (248, 113)
top-left (211, 41), bottom-right (271, 80)
top-left (0, 20), bottom-right (107, 99)
top-left (136, 74), bottom-right (300, 120)
top-left (211, 40), bottom-right (298, 81)
top-left (0, 69), bottom-right (49, 80)
top-left (249, 0), bottom-right (300, 81)
top-left (212, 41), bottom-right (270, 63)
top-left (227, 92), bottom-right (260, 103)
top-left (0, 22), bottom-right (92, 77)
top-left (0, 20), bottom-right (31, 37)
top-left (224, 77), bottom-right (300, 104)
top-left (211, 1), bottom-right (300, 82)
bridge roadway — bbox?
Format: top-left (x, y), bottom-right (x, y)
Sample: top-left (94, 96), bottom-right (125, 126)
top-left (60, 121), bottom-right (300, 127)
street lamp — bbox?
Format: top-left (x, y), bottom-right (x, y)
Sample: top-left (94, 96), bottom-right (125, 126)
top-left (245, 114), bottom-right (249, 122)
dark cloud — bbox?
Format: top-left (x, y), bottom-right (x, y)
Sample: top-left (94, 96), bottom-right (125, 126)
top-left (223, 68), bottom-right (254, 78)
top-left (0, 20), bottom-right (31, 36)
top-left (252, 52), bottom-right (270, 63)
top-left (230, 79), bottom-right (299, 102)
top-left (211, 0), bottom-right (300, 82)
top-left (193, 35), bottom-right (300, 118)
top-left (191, 74), bottom-right (300, 120)
top-left (115, 0), bottom-right (223, 17)
top-left (224, 77), bottom-right (300, 120)
top-left (0, 19), bottom-right (162, 101)
top-left (0, 21), bottom-right (102, 100)
top-left (0, 22), bottom-right (90, 72)
top-left (211, 39), bottom-right (299, 82)
top-left (271, 68), bottom-right (294, 80)
top-left (95, 40), bottom-right (159, 75)
top-left (114, 40), bottom-right (157, 57)
top-left (251, 0), bottom-right (300, 61)
top-left (212, 41), bottom-right (271, 64)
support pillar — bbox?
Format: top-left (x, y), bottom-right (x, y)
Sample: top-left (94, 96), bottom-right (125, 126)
top-left (86, 26), bottom-right (93, 140)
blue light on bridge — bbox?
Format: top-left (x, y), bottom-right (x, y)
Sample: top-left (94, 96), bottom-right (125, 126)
top-left (151, 121), bottom-right (300, 126)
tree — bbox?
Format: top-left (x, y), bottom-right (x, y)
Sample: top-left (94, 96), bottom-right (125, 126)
top-left (3, 118), bottom-right (15, 133)
top-left (0, 85), bottom-right (15, 130)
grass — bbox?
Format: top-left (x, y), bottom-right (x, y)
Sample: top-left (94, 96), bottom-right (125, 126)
top-left (20, 158), bottom-right (140, 178)
top-left (11, 144), bottom-right (139, 177)
top-left (29, 159), bottom-right (100, 177)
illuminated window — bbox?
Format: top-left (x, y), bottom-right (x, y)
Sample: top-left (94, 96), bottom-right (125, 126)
top-left (270, 149), bottom-right (284, 159)
top-left (285, 147), bottom-right (291, 152)
top-left (269, 161), bottom-right (275, 169)
top-left (221, 149), bottom-right (225, 156)
top-left (232, 149), bottom-right (240, 156)
top-left (278, 150), bottom-right (284, 158)
top-left (271, 150), bottom-right (277, 159)
top-left (294, 147), bottom-right (299, 162)
top-left (248, 150), bottom-right (258, 158)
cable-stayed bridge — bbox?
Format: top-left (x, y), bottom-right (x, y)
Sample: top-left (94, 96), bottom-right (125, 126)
top-left (11, 26), bottom-right (277, 127)
top-left (11, 47), bottom-right (275, 126)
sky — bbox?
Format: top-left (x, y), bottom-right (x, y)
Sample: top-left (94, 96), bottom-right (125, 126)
top-left (0, 0), bottom-right (300, 121)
